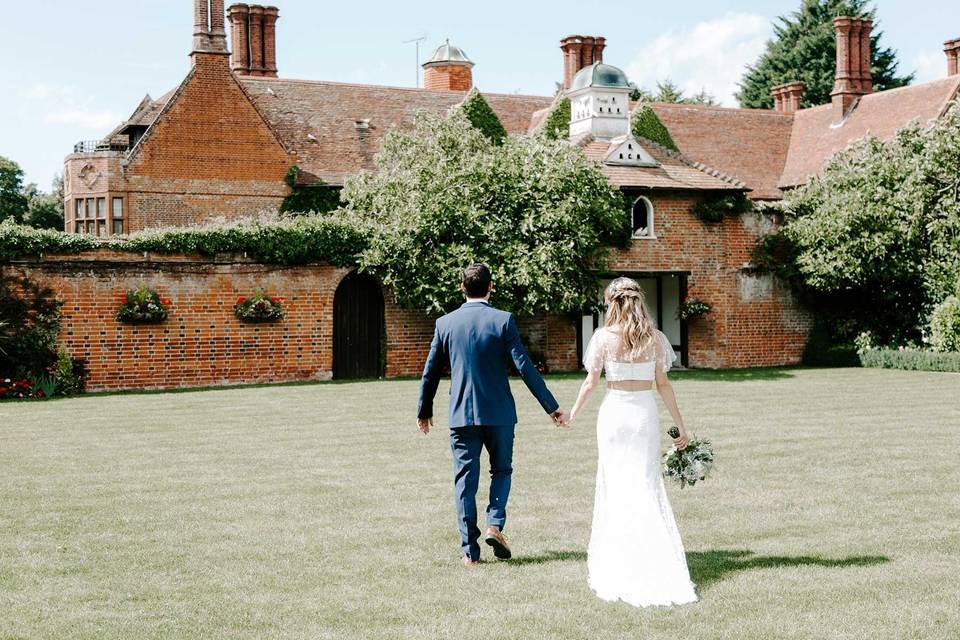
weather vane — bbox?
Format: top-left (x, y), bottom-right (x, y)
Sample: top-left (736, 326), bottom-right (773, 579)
top-left (403, 36), bottom-right (427, 88)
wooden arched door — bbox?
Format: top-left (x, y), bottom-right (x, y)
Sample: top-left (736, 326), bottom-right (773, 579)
top-left (333, 271), bottom-right (385, 379)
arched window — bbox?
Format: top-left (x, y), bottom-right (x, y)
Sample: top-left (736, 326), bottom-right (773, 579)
top-left (631, 196), bottom-right (654, 238)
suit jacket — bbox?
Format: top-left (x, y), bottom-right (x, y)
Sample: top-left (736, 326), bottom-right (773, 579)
top-left (417, 300), bottom-right (559, 427)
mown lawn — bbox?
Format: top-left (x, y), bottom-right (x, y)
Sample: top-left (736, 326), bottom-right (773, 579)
top-left (1, 368), bottom-right (958, 639)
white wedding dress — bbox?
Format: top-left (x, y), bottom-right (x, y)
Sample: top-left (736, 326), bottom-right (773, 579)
top-left (583, 328), bottom-right (698, 607)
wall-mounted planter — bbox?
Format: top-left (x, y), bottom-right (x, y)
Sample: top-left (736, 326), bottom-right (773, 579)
top-left (116, 285), bottom-right (170, 324)
top-left (234, 290), bottom-right (285, 323)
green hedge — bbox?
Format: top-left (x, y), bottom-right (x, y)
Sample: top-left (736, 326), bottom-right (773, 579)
top-left (859, 347), bottom-right (960, 372)
top-left (0, 216), bottom-right (366, 267)
top-left (0, 220), bottom-right (96, 259)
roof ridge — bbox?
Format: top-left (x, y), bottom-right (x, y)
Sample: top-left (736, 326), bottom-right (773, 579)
top-left (240, 76), bottom-right (552, 101)
top-left (634, 134), bottom-right (748, 189)
top-left (642, 101), bottom-right (792, 117)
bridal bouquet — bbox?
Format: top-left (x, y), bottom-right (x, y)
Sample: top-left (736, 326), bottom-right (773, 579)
top-left (664, 426), bottom-right (714, 489)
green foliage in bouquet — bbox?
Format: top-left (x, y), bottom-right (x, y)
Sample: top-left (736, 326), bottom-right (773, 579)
top-left (678, 297), bottom-right (712, 321)
top-left (234, 290), bottom-right (285, 323)
top-left (341, 111), bottom-right (627, 316)
top-left (116, 284), bottom-right (170, 324)
top-left (664, 426), bottom-right (714, 489)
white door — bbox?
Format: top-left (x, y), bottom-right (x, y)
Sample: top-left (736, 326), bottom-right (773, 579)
top-left (579, 274), bottom-right (683, 366)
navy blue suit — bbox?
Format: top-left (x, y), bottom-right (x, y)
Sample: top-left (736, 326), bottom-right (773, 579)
top-left (417, 300), bottom-right (559, 560)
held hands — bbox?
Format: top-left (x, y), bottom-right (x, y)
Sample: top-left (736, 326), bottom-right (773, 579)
top-left (550, 408), bottom-right (569, 428)
top-left (417, 418), bottom-right (432, 435)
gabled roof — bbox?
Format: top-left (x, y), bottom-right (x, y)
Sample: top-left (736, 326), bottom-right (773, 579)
top-left (240, 77), bottom-right (553, 184)
top-left (648, 102), bottom-right (794, 200)
top-left (779, 76), bottom-right (960, 188)
top-left (573, 133), bottom-right (747, 191)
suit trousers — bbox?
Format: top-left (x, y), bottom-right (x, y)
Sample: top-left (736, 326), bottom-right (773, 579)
top-left (449, 424), bottom-right (515, 561)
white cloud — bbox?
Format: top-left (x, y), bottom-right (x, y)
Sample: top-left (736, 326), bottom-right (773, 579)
top-left (911, 49), bottom-right (945, 83)
top-left (44, 108), bottom-right (119, 129)
top-left (624, 13), bottom-right (771, 107)
top-left (18, 83), bottom-right (119, 130)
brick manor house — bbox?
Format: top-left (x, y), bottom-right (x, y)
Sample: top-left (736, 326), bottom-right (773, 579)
top-left (16, 1), bottom-right (959, 389)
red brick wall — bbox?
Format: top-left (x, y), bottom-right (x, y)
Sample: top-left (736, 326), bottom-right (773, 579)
top-left (3, 253), bottom-right (349, 391)
top-left (63, 52), bottom-right (292, 234)
top-left (612, 192), bottom-right (810, 368)
top-left (423, 64), bottom-right (473, 92)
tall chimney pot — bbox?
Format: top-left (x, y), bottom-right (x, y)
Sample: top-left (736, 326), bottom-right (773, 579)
top-left (228, 4), bottom-right (251, 73)
top-left (192, 0), bottom-right (212, 54)
top-left (261, 6), bottom-right (279, 77)
top-left (831, 16), bottom-right (872, 122)
top-left (946, 38), bottom-right (960, 76)
top-left (560, 35), bottom-right (606, 90)
top-left (772, 81), bottom-right (805, 114)
top-left (247, 5), bottom-right (265, 76)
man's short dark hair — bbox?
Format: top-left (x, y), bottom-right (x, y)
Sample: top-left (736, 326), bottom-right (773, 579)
top-left (462, 263), bottom-right (492, 298)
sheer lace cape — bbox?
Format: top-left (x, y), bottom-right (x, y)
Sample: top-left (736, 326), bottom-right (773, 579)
top-left (583, 327), bottom-right (676, 378)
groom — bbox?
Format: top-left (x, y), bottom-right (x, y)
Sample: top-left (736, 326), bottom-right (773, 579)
top-left (417, 263), bottom-right (567, 566)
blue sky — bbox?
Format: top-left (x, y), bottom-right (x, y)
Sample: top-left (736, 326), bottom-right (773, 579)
top-left (2, 0), bottom-right (958, 187)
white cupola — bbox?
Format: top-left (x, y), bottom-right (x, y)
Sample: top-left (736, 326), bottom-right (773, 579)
top-left (567, 62), bottom-right (632, 140)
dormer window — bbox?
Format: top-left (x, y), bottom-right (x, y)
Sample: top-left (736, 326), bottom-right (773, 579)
top-left (631, 196), bottom-right (655, 239)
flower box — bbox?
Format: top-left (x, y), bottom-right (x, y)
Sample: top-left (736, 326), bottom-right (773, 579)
top-left (234, 290), bottom-right (285, 323)
top-left (116, 285), bottom-right (170, 324)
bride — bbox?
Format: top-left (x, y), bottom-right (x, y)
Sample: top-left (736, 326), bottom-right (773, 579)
top-left (569, 277), bottom-right (698, 607)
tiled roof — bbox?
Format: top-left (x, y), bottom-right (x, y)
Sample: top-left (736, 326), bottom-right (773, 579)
top-left (239, 77), bottom-right (552, 184)
top-left (574, 134), bottom-right (746, 191)
top-left (779, 76), bottom-right (960, 188)
top-left (648, 103), bottom-right (794, 200)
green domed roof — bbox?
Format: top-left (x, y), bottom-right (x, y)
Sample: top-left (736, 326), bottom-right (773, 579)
top-left (570, 63), bottom-right (630, 91)
top-left (423, 39), bottom-right (474, 67)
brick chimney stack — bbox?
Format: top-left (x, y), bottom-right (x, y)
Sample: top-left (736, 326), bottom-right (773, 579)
top-left (945, 38), bottom-right (960, 76)
top-left (227, 3), bottom-right (279, 77)
top-left (560, 35), bottom-right (607, 90)
top-left (771, 81), bottom-right (805, 113)
top-left (192, 0), bottom-right (229, 65)
top-left (831, 16), bottom-right (873, 121)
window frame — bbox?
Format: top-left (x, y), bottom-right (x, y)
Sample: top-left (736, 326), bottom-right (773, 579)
top-left (630, 196), bottom-right (656, 240)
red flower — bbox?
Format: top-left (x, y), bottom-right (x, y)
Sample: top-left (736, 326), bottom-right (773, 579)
top-left (236, 296), bottom-right (246, 305)
top-left (160, 297), bottom-right (172, 306)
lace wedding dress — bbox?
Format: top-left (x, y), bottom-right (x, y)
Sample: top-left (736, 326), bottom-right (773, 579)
top-left (583, 327), bottom-right (698, 607)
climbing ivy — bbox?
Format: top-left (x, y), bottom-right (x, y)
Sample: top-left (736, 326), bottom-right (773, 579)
top-left (692, 193), bottom-right (753, 224)
top-left (539, 97), bottom-right (571, 141)
top-left (631, 103), bottom-right (678, 152)
top-left (455, 88), bottom-right (507, 145)
top-left (280, 165), bottom-right (342, 215)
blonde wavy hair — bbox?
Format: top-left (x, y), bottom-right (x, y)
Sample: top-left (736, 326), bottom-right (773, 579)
top-left (603, 277), bottom-right (656, 359)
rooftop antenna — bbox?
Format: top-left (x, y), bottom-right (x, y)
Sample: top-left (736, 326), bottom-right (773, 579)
top-left (403, 36), bottom-right (427, 87)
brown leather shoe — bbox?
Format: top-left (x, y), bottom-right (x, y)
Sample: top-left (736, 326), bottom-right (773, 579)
top-left (484, 526), bottom-right (512, 559)
top-left (462, 555), bottom-right (480, 567)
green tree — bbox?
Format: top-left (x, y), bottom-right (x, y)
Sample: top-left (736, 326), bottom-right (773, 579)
top-left (0, 156), bottom-right (29, 223)
top-left (764, 103), bottom-right (960, 345)
top-left (455, 88), bottom-right (507, 145)
top-left (340, 112), bottom-right (627, 315)
top-left (737, 0), bottom-right (912, 109)
top-left (24, 174), bottom-right (65, 230)
top-left (628, 80), bottom-right (718, 106)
